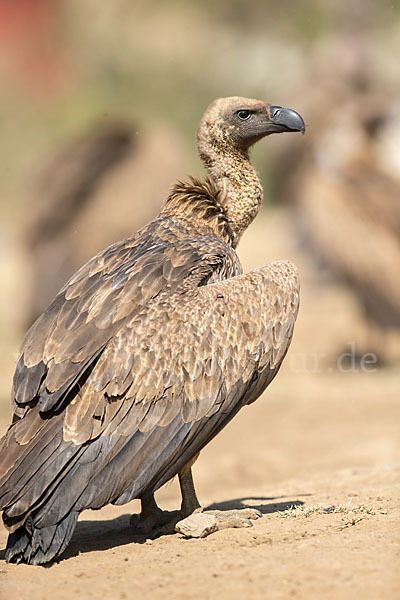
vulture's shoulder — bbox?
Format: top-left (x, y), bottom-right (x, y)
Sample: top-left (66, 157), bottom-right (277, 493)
top-left (12, 218), bottom-right (240, 418)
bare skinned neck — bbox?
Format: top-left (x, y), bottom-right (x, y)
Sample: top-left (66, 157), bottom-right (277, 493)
top-left (197, 130), bottom-right (263, 245)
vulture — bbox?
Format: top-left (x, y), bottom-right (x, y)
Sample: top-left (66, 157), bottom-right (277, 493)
top-left (277, 90), bottom-right (400, 361)
top-left (0, 96), bottom-right (304, 565)
top-left (25, 119), bottom-right (186, 325)
top-left (25, 121), bottom-right (134, 325)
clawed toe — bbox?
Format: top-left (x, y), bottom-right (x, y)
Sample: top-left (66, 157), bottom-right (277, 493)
top-left (204, 507), bottom-right (262, 529)
top-left (130, 509), bottom-right (181, 536)
top-left (208, 507), bottom-right (262, 523)
top-left (175, 507), bottom-right (263, 538)
top-left (131, 488), bottom-right (263, 540)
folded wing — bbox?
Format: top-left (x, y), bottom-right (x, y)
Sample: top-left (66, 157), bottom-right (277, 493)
top-left (0, 260), bottom-right (298, 558)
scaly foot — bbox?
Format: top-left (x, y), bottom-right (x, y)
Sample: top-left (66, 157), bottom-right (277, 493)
top-left (130, 492), bottom-right (182, 536)
top-left (130, 507), bottom-right (181, 536)
top-left (205, 507), bottom-right (262, 528)
top-left (175, 507), bottom-right (263, 538)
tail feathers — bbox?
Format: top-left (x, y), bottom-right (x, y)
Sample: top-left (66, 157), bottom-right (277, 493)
top-left (5, 511), bottom-right (78, 565)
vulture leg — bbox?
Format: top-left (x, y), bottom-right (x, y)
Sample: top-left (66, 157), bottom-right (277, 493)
top-left (175, 465), bottom-right (263, 536)
top-left (130, 492), bottom-right (176, 535)
top-left (139, 461), bottom-right (262, 538)
top-left (130, 462), bottom-right (201, 536)
top-left (178, 462), bottom-right (201, 516)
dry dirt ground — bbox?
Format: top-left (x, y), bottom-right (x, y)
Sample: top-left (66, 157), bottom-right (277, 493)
top-left (0, 212), bottom-right (399, 599)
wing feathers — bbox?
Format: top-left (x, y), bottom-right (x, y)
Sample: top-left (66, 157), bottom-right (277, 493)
top-left (59, 260), bottom-right (298, 443)
top-left (3, 206), bottom-right (299, 546)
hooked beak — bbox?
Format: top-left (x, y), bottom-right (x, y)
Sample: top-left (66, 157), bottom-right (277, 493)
top-left (268, 105), bottom-right (306, 135)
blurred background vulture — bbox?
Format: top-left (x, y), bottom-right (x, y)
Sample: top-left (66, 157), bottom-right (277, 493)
top-left (274, 58), bottom-right (400, 364)
top-left (25, 119), bottom-right (188, 326)
top-left (0, 97), bottom-right (304, 565)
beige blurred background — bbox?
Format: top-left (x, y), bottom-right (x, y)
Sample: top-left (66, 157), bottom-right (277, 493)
top-left (1, 0), bottom-right (400, 410)
top-left (0, 0), bottom-right (399, 412)
top-left (0, 2), bottom-right (399, 597)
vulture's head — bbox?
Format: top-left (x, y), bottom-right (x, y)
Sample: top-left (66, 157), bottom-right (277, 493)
top-left (198, 96), bottom-right (305, 156)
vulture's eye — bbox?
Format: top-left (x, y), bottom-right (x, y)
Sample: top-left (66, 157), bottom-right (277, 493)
top-left (237, 110), bottom-right (251, 121)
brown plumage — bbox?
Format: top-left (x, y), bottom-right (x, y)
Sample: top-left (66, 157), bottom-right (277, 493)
top-left (0, 96), bottom-right (304, 564)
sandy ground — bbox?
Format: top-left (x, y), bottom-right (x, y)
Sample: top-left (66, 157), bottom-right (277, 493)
top-left (0, 212), bottom-right (399, 599)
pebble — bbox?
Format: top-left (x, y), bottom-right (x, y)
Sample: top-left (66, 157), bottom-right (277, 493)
top-left (175, 513), bottom-right (219, 538)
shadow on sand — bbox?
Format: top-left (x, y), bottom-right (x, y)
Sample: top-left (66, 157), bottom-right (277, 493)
top-left (204, 494), bottom-right (309, 514)
top-left (0, 494), bottom-right (311, 565)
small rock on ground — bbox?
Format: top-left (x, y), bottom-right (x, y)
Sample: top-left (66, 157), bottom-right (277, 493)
top-left (175, 513), bottom-right (218, 538)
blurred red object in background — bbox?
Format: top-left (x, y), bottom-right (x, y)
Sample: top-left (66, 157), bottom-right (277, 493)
top-left (0, 0), bottom-right (72, 96)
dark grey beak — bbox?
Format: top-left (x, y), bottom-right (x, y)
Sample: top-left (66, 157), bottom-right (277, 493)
top-left (269, 105), bottom-right (306, 135)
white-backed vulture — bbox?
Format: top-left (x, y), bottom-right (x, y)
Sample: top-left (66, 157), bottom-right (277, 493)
top-left (278, 91), bottom-right (400, 361)
top-left (0, 97), bottom-right (304, 565)
top-left (25, 120), bottom-right (187, 325)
